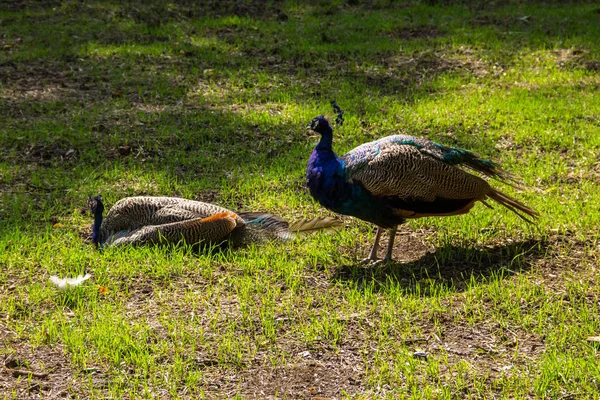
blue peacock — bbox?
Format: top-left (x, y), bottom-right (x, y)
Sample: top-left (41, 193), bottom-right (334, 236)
top-left (89, 196), bottom-right (340, 249)
top-left (306, 115), bottom-right (539, 264)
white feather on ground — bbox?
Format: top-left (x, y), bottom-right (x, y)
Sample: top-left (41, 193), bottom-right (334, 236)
top-left (49, 274), bottom-right (92, 290)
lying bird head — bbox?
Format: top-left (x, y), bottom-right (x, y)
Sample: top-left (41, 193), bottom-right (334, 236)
top-left (88, 195), bottom-right (104, 215)
top-left (308, 115), bottom-right (332, 136)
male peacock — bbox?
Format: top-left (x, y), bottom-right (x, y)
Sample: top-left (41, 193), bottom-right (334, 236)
top-left (89, 196), bottom-right (339, 248)
top-left (306, 116), bottom-right (539, 264)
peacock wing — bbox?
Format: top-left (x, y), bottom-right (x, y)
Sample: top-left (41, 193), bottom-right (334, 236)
top-left (101, 196), bottom-right (185, 235)
top-left (102, 197), bottom-right (245, 239)
top-left (376, 135), bottom-right (519, 184)
top-left (343, 137), bottom-right (491, 202)
top-left (152, 205), bottom-right (210, 223)
top-left (109, 211), bottom-right (239, 246)
top-left (170, 199), bottom-right (246, 226)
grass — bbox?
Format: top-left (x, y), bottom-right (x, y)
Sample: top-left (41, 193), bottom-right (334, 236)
top-left (1, 0), bottom-right (600, 398)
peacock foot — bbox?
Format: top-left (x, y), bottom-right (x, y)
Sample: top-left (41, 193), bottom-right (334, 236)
top-left (360, 257), bottom-right (376, 265)
top-left (360, 258), bottom-right (391, 267)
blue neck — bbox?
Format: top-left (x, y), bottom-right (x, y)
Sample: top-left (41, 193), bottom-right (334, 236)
top-left (316, 127), bottom-right (333, 151)
top-left (92, 211), bottom-right (103, 246)
top-left (307, 125), bottom-right (354, 211)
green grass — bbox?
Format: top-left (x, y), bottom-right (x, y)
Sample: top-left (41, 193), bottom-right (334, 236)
top-left (1, 0), bottom-right (600, 398)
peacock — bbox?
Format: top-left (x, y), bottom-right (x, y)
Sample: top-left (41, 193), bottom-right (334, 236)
top-left (89, 195), bottom-right (340, 249)
top-left (306, 115), bottom-right (539, 264)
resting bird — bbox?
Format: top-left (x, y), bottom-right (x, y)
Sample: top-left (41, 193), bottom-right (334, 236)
top-left (89, 195), bottom-right (339, 249)
top-left (306, 116), bottom-right (539, 264)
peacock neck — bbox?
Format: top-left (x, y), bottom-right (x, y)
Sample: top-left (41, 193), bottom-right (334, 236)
top-left (316, 128), bottom-right (333, 151)
top-left (92, 212), bottom-right (103, 246)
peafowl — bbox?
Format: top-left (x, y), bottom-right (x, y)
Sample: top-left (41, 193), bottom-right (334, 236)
top-left (306, 116), bottom-right (539, 264)
top-left (89, 196), bottom-right (340, 249)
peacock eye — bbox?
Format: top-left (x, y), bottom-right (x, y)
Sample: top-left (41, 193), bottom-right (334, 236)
top-left (311, 120), bottom-right (320, 130)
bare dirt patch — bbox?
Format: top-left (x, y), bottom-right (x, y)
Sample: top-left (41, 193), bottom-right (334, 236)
top-left (408, 321), bottom-right (545, 400)
top-left (335, 227), bottom-right (546, 291)
top-left (382, 52), bottom-right (455, 76)
top-left (1, 57), bottom-right (191, 113)
top-left (452, 46), bottom-right (497, 77)
top-left (0, 340), bottom-right (104, 399)
top-left (367, 48), bottom-right (495, 91)
top-left (345, 51), bottom-right (456, 94)
top-left (551, 48), bottom-right (600, 72)
top-left (585, 59), bottom-right (600, 71)
top-left (239, 354), bottom-right (364, 399)
top-left (25, 142), bottom-right (78, 165)
top-left (0, 60), bottom-right (101, 103)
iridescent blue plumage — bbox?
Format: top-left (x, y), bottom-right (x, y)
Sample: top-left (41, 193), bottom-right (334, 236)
top-left (306, 117), bottom-right (408, 232)
top-left (89, 196), bottom-right (104, 249)
top-left (306, 116), bottom-right (538, 264)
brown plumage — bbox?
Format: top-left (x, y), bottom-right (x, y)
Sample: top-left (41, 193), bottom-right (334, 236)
top-left (89, 196), bottom-right (341, 248)
top-left (348, 142), bottom-right (537, 221)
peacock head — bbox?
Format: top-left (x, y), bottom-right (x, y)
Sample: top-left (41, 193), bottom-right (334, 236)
top-left (88, 196), bottom-right (104, 248)
top-left (89, 196), bottom-right (104, 215)
top-left (308, 116), bottom-right (333, 136)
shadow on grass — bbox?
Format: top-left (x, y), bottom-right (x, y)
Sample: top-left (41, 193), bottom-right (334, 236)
top-left (5, 1), bottom-right (599, 110)
top-left (332, 238), bottom-right (546, 295)
top-left (3, 1), bottom-right (599, 235)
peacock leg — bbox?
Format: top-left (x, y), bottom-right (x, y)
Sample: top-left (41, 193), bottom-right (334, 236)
top-left (383, 226), bottom-right (397, 263)
top-left (361, 226), bottom-right (383, 263)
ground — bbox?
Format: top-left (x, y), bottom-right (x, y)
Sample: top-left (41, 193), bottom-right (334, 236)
top-left (1, 1), bottom-right (600, 399)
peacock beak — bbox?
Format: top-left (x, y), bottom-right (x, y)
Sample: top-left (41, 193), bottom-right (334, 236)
top-left (306, 125), bottom-right (318, 139)
top-left (307, 127), bottom-right (319, 139)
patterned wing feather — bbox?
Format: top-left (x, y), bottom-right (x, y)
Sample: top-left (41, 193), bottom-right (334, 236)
top-left (343, 134), bottom-right (519, 189)
top-left (152, 205), bottom-right (205, 223)
top-left (419, 142), bottom-right (521, 186)
top-left (237, 212), bottom-right (291, 240)
top-left (101, 197), bottom-right (244, 240)
top-left (171, 198), bottom-right (244, 223)
top-left (108, 212), bottom-right (238, 246)
top-left (343, 138), bottom-right (491, 201)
